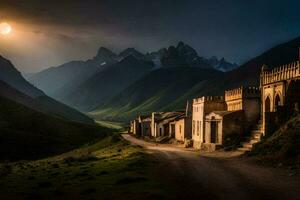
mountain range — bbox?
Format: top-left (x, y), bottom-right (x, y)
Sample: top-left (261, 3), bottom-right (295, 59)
top-left (27, 37), bottom-right (300, 122)
top-left (28, 42), bottom-right (237, 112)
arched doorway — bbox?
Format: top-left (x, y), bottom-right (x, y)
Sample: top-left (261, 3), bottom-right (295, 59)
top-left (275, 94), bottom-right (281, 111)
top-left (265, 96), bottom-right (271, 113)
top-left (210, 117), bottom-right (217, 143)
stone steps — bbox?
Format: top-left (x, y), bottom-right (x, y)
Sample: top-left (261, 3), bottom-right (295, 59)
top-left (238, 123), bottom-right (264, 153)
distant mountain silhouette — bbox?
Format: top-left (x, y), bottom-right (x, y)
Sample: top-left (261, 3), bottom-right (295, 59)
top-left (119, 48), bottom-right (145, 60)
top-left (0, 56), bottom-right (93, 124)
top-left (161, 42), bottom-right (212, 69)
top-left (205, 56), bottom-right (238, 72)
top-left (28, 42), bottom-right (236, 99)
top-left (0, 55), bottom-right (44, 97)
top-left (27, 42), bottom-right (240, 114)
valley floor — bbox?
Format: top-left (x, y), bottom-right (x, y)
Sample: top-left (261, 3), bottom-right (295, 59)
top-left (123, 134), bottom-right (300, 200)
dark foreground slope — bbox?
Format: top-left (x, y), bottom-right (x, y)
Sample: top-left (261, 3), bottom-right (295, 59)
top-left (0, 95), bottom-right (110, 161)
top-left (250, 114), bottom-right (300, 166)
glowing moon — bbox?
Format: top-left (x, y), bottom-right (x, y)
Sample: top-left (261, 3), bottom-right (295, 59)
top-left (0, 23), bottom-right (12, 35)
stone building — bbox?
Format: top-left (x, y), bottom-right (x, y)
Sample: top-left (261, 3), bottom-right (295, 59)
top-left (131, 118), bottom-right (141, 136)
top-left (174, 101), bottom-right (192, 142)
top-left (199, 87), bottom-right (260, 151)
top-left (129, 115), bottom-right (151, 137)
top-left (260, 61), bottom-right (300, 134)
top-left (225, 86), bottom-right (260, 124)
top-left (151, 111), bottom-right (184, 138)
top-left (192, 96), bottom-right (226, 149)
top-left (138, 115), bottom-right (152, 137)
top-left (204, 110), bottom-right (245, 151)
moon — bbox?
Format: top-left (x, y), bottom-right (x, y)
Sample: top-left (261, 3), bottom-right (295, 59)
top-left (0, 22), bottom-right (12, 35)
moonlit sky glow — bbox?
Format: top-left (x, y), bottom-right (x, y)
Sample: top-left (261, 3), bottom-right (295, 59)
top-left (0, 22), bottom-right (12, 35)
top-left (1, 0), bottom-right (300, 73)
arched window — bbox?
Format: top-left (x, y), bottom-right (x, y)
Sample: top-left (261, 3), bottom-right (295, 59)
top-left (265, 96), bottom-right (271, 113)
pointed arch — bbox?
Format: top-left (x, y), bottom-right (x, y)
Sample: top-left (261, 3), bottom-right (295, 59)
top-left (265, 96), bottom-right (271, 113)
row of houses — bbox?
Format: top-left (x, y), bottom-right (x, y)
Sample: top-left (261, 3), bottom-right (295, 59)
top-left (130, 86), bottom-right (261, 151)
top-left (130, 50), bottom-right (300, 151)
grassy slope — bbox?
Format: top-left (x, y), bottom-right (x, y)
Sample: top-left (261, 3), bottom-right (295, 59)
top-left (249, 114), bottom-right (300, 165)
top-left (0, 95), bottom-right (110, 161)
top-left (61, 56), bottom-right (154, 111)
top-left (0, 80), bottom-right (94, 124)
top-left (0, 135), bottom-right (169, 200)
top-left (90, 67), bottom-right (222, 122)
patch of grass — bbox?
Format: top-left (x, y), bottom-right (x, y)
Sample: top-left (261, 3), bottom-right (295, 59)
top-left (0, 135), bottom-right (167, 200)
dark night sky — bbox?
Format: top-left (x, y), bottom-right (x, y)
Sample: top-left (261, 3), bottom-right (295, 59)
top-left (0, 0), bottom-right (300, 72)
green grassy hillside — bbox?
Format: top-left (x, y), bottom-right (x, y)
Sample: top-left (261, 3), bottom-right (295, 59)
top-left (0, 80), bottom-right (94, 124)
top-left (60, 56), bottom-right (154, 111)
top-left (90, 67), bottom-right (222, 122)
top-left (0, 95), bottom-right (110, 161)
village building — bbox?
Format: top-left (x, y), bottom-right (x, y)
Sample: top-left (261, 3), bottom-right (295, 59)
top-left (174, 101), bottom-right (192, 142)
top-left (192, 96), bottom-right (226, 149)
top-left (130, 118), bottom-right (141, 136)
top-left (225, 86), bottom-right (261, 124)
top-left (151, 111), bottom-right (184, 138)
top-left (138, 115), bottom-right (152, 137)
top-left (203, 110), bottom-right (245, 151)
top-left (129, 115), bottom-right (152, 137)
top-left (202, 87), bottom-right (260, 151)
top-left (260, 60), bottom-right (300, 135)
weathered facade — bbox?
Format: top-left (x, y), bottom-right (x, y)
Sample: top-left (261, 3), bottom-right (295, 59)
top-left (204, 110), bottom-right (245, 151)
top-left (225, 86), bottom-right (260, 124)
top-left (260, 61), bottom-right (300, 134)
top-left (174, 115), bottom-right (192, 142)
top-left (151, 111), bottom-right (184, 138)
top-left (192, 96), bottom-right (226, 149)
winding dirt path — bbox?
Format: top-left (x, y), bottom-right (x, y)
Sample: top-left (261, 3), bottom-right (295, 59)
top-left (122, 134), bottom-right (300, 200)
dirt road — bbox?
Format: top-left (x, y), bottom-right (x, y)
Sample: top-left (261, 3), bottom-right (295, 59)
top-left (122, 134), bottom-right (300, 200)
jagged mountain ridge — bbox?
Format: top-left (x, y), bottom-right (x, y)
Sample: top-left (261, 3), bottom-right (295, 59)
top-left (29, 42), bottom-right (237, 99)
